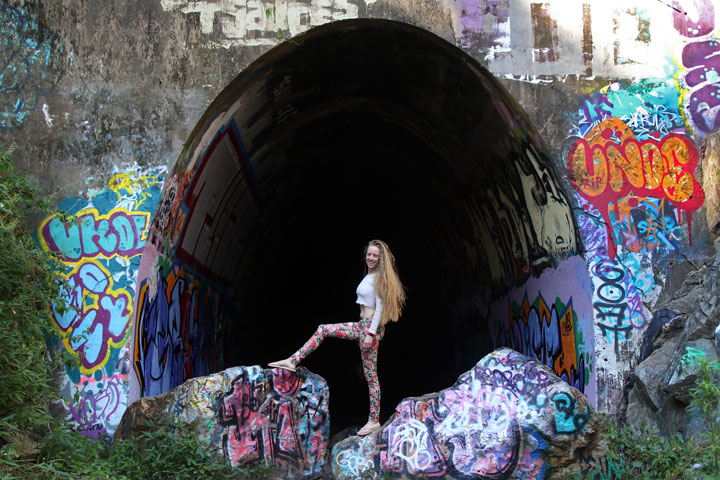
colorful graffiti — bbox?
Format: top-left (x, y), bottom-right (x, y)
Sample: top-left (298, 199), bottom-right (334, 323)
top-left (0, 4), bottom-right (57, 129)
top-left (576, 201), bottom-right (652, 352)
top-left (133, 265), bottom-right (221, 397)
top-left (568, 117), bottom-right (704, 259)
top-left (489, 256), bottom-right (596, 404)
top-left (578, 451), bottom-right (624, 480)
top-left (331, 348), bottom-right (596, 480)
top-left (674, 0), bottom-right (720, 138)
top-left (459, 0), bottom-right (509, 52)
top-left (502, 294), bottom-right (587, 393)
top-left (217, 367), bottom-right (329, 476)
top-left (38, 168), bottom-right (164, 436)
top-left (66, 374), bottom-right (128, 439)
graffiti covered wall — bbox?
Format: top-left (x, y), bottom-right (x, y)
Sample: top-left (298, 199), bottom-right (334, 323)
top-left (130, 118), bottom-right (258, 401)
top-left (489, 255), bottom-right (596, 405)
top-left (1, 0), bottom-right (718, 442)
top-left (37, 168), bottom-right (164, 437)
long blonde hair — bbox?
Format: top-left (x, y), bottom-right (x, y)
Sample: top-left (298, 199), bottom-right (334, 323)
top-left (365, 239), bottom-right (406, 326)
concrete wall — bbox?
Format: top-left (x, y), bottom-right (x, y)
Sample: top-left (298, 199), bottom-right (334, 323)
top-left (1, 0), bottom-right (715, 437)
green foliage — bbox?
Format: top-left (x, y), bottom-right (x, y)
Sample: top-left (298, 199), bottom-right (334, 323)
top-left (0, 419), bottom-right (276, 480)
top-left (688, 357), bottom-right (720, 477)
top-left (0, 147), bottom-right (68, 445)
top-left (599, 353), bottom-right (720, 480)
top-left (601, 421), bottom-right (703, 480)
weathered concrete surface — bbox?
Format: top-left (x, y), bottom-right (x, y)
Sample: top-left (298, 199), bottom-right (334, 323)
top-left (331, 348), bottom-right (602, 480)
top-left (116, 366), bottom-right (330, 478)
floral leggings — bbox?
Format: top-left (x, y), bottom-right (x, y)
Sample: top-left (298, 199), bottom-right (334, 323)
top-left (290, 318), bottom-right (385, 422)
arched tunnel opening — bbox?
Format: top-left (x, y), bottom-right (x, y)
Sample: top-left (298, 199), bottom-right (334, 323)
top-left (135, 19), bottom-right (582, 434)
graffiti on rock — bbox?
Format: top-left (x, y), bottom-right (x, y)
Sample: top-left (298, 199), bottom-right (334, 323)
top-left (502, 294), bottom-right (587, 394)
top-left (578, 450), bottom-right (624, 480)
top-left (674, 0), bottom-right (720, 138)
top-left (38, 167), bottom-right (164, 436)
top-left (568, 117), bottom-right (704, 259)
top-left (0, 4), bottom-right (57, 129)
top-left (217, 368), bottom-right (329, 476)
top-left (332, 348), bottom-right (595, 480)
top-left (133, 265), bottom-right (221, 397)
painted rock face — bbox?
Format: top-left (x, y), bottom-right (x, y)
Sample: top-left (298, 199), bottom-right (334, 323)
top-left (332, 347), bottom-right (599, 480)
top-left (117, 365), bottom-right (330, 479)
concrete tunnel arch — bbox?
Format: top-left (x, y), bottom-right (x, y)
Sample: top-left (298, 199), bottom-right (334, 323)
top-left (130, 19), bottom-right (584, 432)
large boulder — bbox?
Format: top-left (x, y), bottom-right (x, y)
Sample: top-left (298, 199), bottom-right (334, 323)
top-left (116, 366), bottom-right (330, 478)
top-left (663, 338), bottom-right (719, 405)
top-left (331, 348), bottom-right (602, 480)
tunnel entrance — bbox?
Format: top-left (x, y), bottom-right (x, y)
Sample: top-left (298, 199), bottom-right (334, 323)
top-left (133, 19), bottom-right (580, 434)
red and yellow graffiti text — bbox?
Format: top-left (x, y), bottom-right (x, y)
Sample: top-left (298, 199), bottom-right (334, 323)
top-left (568, 118), bottom-right (704, 258)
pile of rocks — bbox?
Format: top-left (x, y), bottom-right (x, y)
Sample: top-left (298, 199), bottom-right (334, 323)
top-left (626, 253), bottom-right (720, 440)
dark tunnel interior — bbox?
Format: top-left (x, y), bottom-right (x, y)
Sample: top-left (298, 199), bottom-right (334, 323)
top-left (150, 20), bottom-right (579, 433)
top-left (230, 111), bottom-right (492, 429)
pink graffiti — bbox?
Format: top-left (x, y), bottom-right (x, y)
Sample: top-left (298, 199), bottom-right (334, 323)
top-left (673, 0), bottom-right (714, 37)
top-left (219, 370), bottom-right (327, 474)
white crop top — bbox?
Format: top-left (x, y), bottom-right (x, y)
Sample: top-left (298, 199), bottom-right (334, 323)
top-left (356, 273), bottom-right (383, 335)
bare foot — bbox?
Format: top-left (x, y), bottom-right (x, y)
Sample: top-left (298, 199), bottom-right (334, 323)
top-left (268, 358), bottom-right (296, 372)
top-left (357, 420), bottom-right (381, 436)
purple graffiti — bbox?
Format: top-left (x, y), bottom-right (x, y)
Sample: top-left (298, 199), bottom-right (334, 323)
top-left (458, 0), bottom-right (510, 49)
top-left (501, 295), bottom-right (586, 393)
top-left (133, 268), bottom-right (217, 397)
top-left (332, 349), bottom-right (593, 480)
top-left (578, 93), bottom-right (614, 129)
top-left (673, 0), bottom-right (714, 37)
top-left (66, 375), bottom-right (125, 438)
top-left (678, 36), bottom-right (720, 137)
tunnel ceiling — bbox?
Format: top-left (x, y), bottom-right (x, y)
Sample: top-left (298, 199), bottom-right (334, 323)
top-left (171, 19), bottom-right (580, 295)
top-left (145, 19), bottom-right (581, 425)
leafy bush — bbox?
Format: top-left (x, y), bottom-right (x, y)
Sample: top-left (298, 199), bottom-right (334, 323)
top-left (688, 357), bottom-right (720, 475)
top-left (1, 419), bottom-right (275, 480)
top-left (600, 352), bottom-right (720, 480)
top-left (602, 421), bottom-right (703, 480)
top-left (0, 147), bottom-right (68, 447)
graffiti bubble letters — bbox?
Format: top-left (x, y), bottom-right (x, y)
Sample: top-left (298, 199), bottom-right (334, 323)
top-left (52, 262), bottom-right (132, 372)
top-left (677, 39), bottom-right (720, 137)
top-left (568, 117), bottom-right (704, 258)
top-left (40, 208), bottom-right (150, 263)
top-left (503, 294), bottom-right (587, 393)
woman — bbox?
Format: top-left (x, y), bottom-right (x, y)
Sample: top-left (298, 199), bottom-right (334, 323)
top-left (269, 239), bottom-right (406, 436)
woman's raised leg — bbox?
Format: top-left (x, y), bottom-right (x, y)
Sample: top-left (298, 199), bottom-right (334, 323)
top-left (269, 322), bottom-right (361, 371)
